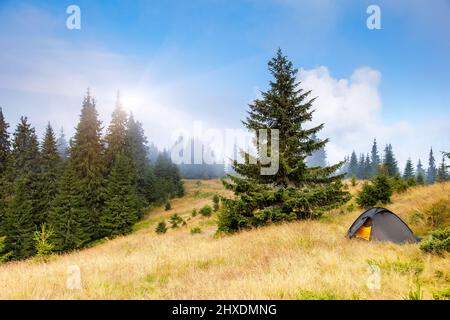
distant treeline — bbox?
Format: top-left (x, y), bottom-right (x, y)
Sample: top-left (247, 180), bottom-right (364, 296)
top-left (0, 91), bottom-right (183, 260)
top-left (341, 139), bottom-right (449, 183)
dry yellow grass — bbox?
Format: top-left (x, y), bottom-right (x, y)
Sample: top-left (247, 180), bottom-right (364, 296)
top-left (0, 180), bottom-right (449, 300)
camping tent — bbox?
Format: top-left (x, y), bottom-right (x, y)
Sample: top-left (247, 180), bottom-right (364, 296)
top-left (347, 207), bottom-right (419, 244)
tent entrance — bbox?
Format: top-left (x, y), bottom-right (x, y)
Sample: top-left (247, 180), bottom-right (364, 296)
top-left (355, 218), bottom-right (372, 241)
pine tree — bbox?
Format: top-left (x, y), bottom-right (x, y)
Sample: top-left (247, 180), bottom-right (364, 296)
top-left (152, 151), bottom-right (184, 200)
top-left (48, 166), bottom-right (91, 251)
top-left (416, 159), bottom-right (426, 183)
top-left (364, 154), bottom-right (371, 179)
top-left (219, 50), bottom-right (350, 232)
top-left (126, 113), bottom-right (152, 205)
top-left (4, 117), bottom-right (41, 259)
top-left (105, 92), bottom-right (128, 169)
top-left (100, 152), bottom-right (141, 236)
top-left (0, 108), bottom-right (10, 175)
top-left (383, 144), bottom-right (399, 177)
top-left (307, 133), bottom-right (327, 167)
top-left (347, 151), bottom-right (358, 178)
top-left (357, 154), bottom-right (365, 179)
top-left (49, 91), bottom-right (105, 247)
top-left (370, 138), bottom-right (380, 177)
top-left (426, 147), bottom-right (437, 184)
top-left (437, 156), bottom-right (448, 182)
top-left (36, 124), bottom-right (62, 224)
top-left (0, 108), bottom-right (12, 237)
top-left (56, 127), bottom-right (69, 160)
top-left (403, 158), bottom-right (415, 180)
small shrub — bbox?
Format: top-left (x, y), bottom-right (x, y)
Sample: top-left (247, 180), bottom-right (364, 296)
top-left (199, 205), bottom-right (213, 217)
top-left (191, 209), bottom-right (197, 217)
top-left (351, 176), bottom-right (357, 187)
top-left (190, 227), bottom-right (202, 235)
top-left (155, 221), bottom-right (168, 234)
top-left (169, 214), bottom-right (184, 229)
top-left (164, 202), bottom-right (171, 211)
top-left (295, 289), bottom-right (338, 300)
top-left (356, 173), bottom-right (392, 209)
top-left (33, 224), bottom-right (55, 262)
top-left (404, 281), bottom-right (423, 300)
top-left (347, 203), bottom-right (355, 212)
top-left (213, 194), bottom-right (220, 212)
top-left (420, 227), bottom-right (450, 254)
top-left (433, 287), bottom-right (450, 300)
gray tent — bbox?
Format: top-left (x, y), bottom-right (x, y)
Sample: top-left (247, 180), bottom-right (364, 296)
top-left (347, 207), bottom-right (419, 244)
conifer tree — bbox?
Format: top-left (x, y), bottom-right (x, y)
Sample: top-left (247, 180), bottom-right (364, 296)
top-left (426, 147), bottom-right (437, 184)
top-left (37, 124), bottom-right (62, 224)
top-left (370, 138), bottom-right (380, 177)
top-left (0, 108), bottom-right (12, 237)
top-left (347, 151), bottom-right (358, 178)
top-left (416, 159), bottom-right (425, 184)
top-left (219, 50), bottom-right (350, 232)
top-left (48, 166), bottom-right (92, 251)
top-left (403, 158), bottom-right (415, 180)
top-left (357, 154), bottom-right (365, 179)
top-left (437, 156), bottom-right (448, 182)
top-left (364, 154), bottom-right (371, 179)
top-left (49, 91), bottom-right (105, 246)
top-left (56, 128), bottom-right (69, 160)
top-left (383, 144), bottom-right (399, 177)
top-left (5, 117), bottom-right (41, 258)
top-left (105, 92), bottom-right (128, 169)
top-left (307, 133), bottom-right (327, 167)
top-left (126, 113), bottom-right (152, 205)
top-left (100, 152), bottom-right (140, 236)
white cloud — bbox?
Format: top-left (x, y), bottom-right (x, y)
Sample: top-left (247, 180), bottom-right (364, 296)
top-left (298, 66), bottom-right (450, 168)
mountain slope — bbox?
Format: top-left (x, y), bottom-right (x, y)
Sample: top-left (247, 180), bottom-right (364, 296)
top-left (0, 180), bottom-right (449, 300)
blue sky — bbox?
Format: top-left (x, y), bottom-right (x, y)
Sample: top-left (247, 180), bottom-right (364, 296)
top-left (0, 0), bottom-right (449, 167)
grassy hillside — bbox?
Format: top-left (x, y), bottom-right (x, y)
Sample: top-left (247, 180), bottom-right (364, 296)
top-left (0, 180), bottom-right (449, 300)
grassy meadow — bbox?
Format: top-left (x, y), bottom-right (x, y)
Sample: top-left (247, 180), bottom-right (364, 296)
top-left (0, 179), bottom-right (449, 300)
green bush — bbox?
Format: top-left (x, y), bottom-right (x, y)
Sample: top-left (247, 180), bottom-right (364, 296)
top-left (347, 203), bottom-right (355, 212)
top-left (33, 224), bottom-right (55, 262)
top-left (295, 289), bottom-right (339, 300)
top-left (190, 227), bottom-right (202, 235)
top-left (351, 176), bottom-right (357, 187)
top-left (420, 227), bottom-right (450, 254)
top-left (155, 221), bottom-right (168, 234)
top-left (213, 194), bottom-right (220, 212)
top-left (199, 205), bottom-right (213, 217)
top-left (433, 287), bottom-right (450, 300)
top-left (356, 173), bottom-right (392, 209)
top-left (164, 202), bottom-right (171, 211)
top-left (169, 214), bottom-right (185, 229)
top-left (191, 209), bottom-right (197, 217)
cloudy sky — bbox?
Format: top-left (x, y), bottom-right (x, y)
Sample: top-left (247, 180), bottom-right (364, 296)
top-left (0, 0), bottom-right (449, 169)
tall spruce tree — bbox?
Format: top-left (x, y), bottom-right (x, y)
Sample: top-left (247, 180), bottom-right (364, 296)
top-left (347, 151), bottom-right (358, 178)
top-left (307, 133), bottom-right (327, 167)
top-left (403, 158), bottom-right (415, 180)
top-left (56, 127), bottom-right (69, 160)
top-left (49, 91), bottom-right (105, 248)
top-left (364, 154), bottom-right (371, 179)
top-left (426, 147), bottom-right (437, 184)
top-left (370, 138), bottom-right (380, 176)
top-left (126, 113), bottom-right (152, 205)
top-left (105, 92), bottom-right (128, 169)
top-left (416, 159), bottom-right (425, 184)
top-left (219, 50), bottom-right (350, 232)
top-left (5, 117), bottom-right (41, 259)
top-left (383, 144), bottom-right (399, 177)
top-left (0, 108), bottom-right (11, 238)
top-left (100, 152), bottom-right (140, 236)
top-left (437, 156), bottom-right (448, 182)
top-left (37, 124), bottom-right (62, 224)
